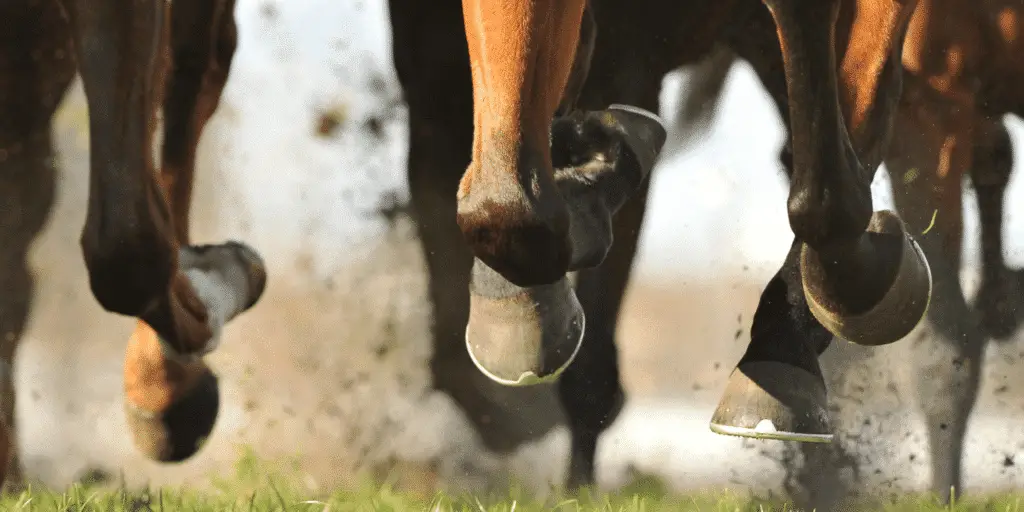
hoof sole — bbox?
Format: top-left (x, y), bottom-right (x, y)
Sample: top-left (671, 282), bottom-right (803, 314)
top-left (710, 361), bottom-right (833, 443)
top-left (802, 210), bottom-right (932, 346)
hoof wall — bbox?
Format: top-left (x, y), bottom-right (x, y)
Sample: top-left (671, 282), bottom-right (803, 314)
top-left (802, 210), bottom-right (932, 346)
top-left (124, 369), bottom-right (220, 462)
top-left (710, 361), bottom-right (833, 443)
top-left (466, 265), bottom-right (584, 387)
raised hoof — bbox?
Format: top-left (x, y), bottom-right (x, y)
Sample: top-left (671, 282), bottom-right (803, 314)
top-left (466, 259), bottom-right (584, 387)
top-left (179, 241), bottom-right (268, 355)
top-left (975, 269), bottom-right (1024, 342)
top-left (124, 368), bottom-right (220, 463)
top-left (710, 361), bottom-right (833, 443)
top-left (801, 210), bottom-right (932, 346)
top-left (605, 104), bottom-right (668, 173)
top-left (180, 241), bottom-right (267, 312)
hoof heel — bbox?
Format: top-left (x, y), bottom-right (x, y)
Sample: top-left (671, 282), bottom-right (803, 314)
top-left (710, 361), bottom-right (833, 443)
top-left (465, 259), bottom-right (584, 387)
top-left (802, 210), bottom-right (932, 346)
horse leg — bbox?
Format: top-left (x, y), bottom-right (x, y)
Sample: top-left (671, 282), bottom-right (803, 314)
top-left (0, 0), bottom-right (76, 488)
top-left (122, 0), bottom-right (241, 462)
top-left (561, 177), bottom-right (649, 489)
top-left (387, 0), bottom-right (565, 450)
top-left (57, 0), bottom-right (265, 462)
top-left (769, 0), bottom-right (929, 347)
top-left (970, 121), bottom-right (1023, 341)
top-left (712, 0), bottom-right (927, 441)
top-left (884, 85), bottom-right (984, 503)
top-left (460, 0), bottom-right (666, 386)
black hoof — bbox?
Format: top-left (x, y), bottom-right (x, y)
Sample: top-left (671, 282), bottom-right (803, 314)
top-left (801, 210), bottom-right (932, 346)
top-left (710, 361), bottom-right (833, 443)
top-left (124, 369), bottom-right (220, 463)
top-left (975, 269), bottom-right (1024, 341)
top-left (465, 258), bottom-right (584, 387)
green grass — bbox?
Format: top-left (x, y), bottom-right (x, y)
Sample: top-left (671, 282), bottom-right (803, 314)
top-left (4, 479), bottom-right (1024, 511)
top-left (2, 449), bottom-right (1022, 511)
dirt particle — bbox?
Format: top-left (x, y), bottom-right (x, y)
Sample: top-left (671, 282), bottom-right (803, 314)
top-left (315, 108), bottom-right (346, 138)
top-left (734, 328), bottom-right (743, 340)
top-left (364, 116), bottom-right (384, 138)
top-left (995, 384), bottom-right (1010, 394)
top-left (261, 2), bottom-right (277, 19)
top-left (1005, 454), bottom-right (1015, 467)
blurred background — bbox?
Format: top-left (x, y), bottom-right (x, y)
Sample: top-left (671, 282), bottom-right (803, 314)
top-left (16, 0), bottom-right (1024, 498)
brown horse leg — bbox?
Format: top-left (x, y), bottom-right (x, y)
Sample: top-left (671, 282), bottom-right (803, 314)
top-left (0, 0), bottom-right (76, 489)
top-left (57, 0), bottom-right (264, 462)
top-left (971, 121), bottom-right (1023, 341)
top-left (762, 0), bottom-right (930, 349)
top-left (388, 0), bottom-right (564, 451)
top-left (460, 0), bottom-right (665, 386)
top-left (711, 0), bottom-right (925, 442)
top-left (121, 0), bottom-right (243, 462)
top-left (885, 85), bottom-right (983, 503)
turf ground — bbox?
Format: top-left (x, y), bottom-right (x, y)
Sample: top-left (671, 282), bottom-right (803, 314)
top-left (3, 450), bottom-right (1021, 512)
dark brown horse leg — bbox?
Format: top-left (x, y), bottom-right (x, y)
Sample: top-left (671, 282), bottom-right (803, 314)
top-left (971, 121), bottom-right (1024, 341)
top-left (768, 0), bottom-right (929, 348)
top-left (388, 0), bottom-right (564, 451)
top-left (58, 0), bottom-right (264, 462)
top-left (712, 0), bottom-right (926, 442)
top-left (122, 0), bottom-right (242, 462)
top-left (561, 178), bottom-right (650, 489)
top-left (0, 0), bottom-right (76, 489)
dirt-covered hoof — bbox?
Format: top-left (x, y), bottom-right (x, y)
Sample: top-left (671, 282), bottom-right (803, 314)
top-left (124, 368), bottom-right (219, 462)
top-left (710, 361), bottom-right (833, 443)
top-left (801, 210), bottom-right (932, 346)
top-left (465, 258), bottom-right (584, 387)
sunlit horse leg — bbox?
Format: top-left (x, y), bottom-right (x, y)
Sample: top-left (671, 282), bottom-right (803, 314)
top-left (57, 0), bottom-right (265, 462)
top-left (0, 0), bottom-right (77, 489)
top-left (388, 0), bottom-right (567, 451)
top-left (712, 0), bottom-right (929, 441)
top-left (885, 82), bottom-right (985, 503)
top-left (459, 0), bottom-right (666, 386)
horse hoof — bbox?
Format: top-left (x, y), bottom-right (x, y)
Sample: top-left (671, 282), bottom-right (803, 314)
top-left (180, 241), bottom-right (267, 312)
top-left (709, 361), bottom-right (833, 443)
top-left (124, 367), bottom-right (220, 462)
top-left (606, 104), bottom-right (668, 173)
top-left (801, 210), bottom-right (932, 346)
top-left (975, 269), bottom-right (1024, 341)
top-left (465, 259), bottom-right (584, 387)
